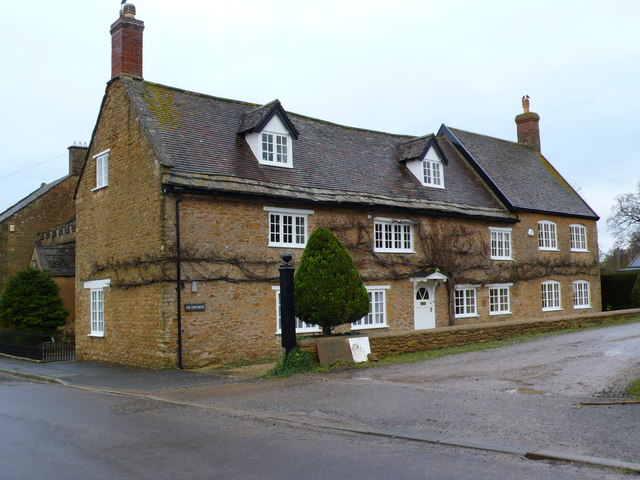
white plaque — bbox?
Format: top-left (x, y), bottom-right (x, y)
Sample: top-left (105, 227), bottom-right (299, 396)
top-left (348, 337), bottom-right (371, 363)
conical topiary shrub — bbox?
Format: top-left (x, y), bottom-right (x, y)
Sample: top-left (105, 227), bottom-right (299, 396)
top-left (294, 228), bottom-right (369, 335)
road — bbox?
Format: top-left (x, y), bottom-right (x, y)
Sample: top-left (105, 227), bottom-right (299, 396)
top-left (156, 322), bottom-right (640, 463)
top-left (1, 322), bottom-right (639, 479)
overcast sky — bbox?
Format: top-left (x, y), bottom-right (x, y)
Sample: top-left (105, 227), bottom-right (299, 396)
top-left (1, 0), bottom-right (638, 254)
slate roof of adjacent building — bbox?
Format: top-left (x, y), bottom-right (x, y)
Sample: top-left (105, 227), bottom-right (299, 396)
top-left (117, 76), bottom-right (597, 221)
top-left (0, 176), bottom-right (70, 223)
top-left (443, 127), bottom-right (599, 219)
top-left (621, 252), bottom-right (640, 271)
top-left (32, 242), bottom-right (75, 277)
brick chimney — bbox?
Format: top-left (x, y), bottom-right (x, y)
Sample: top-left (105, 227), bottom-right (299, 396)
top-left (110, 2), bottom-right (144, 79)
top-left (68, 143), bottom-right (88, 176)
top-left (515, 95), bottom-right (541, 151)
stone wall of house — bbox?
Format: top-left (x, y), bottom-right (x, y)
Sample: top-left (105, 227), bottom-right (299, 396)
top-left (75, 78), bottom-right (174, 368)
top-left (0, 178), bottom-right (77, 293)
top-left (54, 276), bottom-right (76, 333)
top-left (165, 194), bottom-right (601, 368)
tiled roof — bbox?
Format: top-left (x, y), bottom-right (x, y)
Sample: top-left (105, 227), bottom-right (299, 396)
top-left (395, 135), bottom-right (436, 162)
top-left (125, 79), bottom-right (508, 219)
top-left (32, 242), bottom-right (75, 277)
top-left (119, 77), bottom-right (596, 221)
top-left (0, 176), bottom-right (70, 223)
top-left (444, 127), bottom-right (599, 219)
top-left (237, 99), bottom-right (299, 138)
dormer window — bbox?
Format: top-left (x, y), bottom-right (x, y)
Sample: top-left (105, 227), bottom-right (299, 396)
top-left (262, 132), bottom-right (290, 165)
top-left (238, 99), bottom-right (299, 170)
top-left (401, 139), bottom-right (446, 190)
top-left (423, 158), bottom-right (443, 187)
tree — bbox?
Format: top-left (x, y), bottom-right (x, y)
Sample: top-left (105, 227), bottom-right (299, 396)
top-left (608, 183), bottom-right (640, 248)
top-left (294, 228), bottom-right (369, 335)
top-left (0, 269), bottom-right (68, 333)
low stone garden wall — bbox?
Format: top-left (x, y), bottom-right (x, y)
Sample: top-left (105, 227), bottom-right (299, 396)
top-left (299, 309), bottom-right (640, 359)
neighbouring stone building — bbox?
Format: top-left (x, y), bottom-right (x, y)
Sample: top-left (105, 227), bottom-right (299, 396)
top-left (0, 145), bottom-right (85, 295)
top-left (75, 3), bottom-right (601, 368)
top-left (31, 217), bottom-right (77, 331)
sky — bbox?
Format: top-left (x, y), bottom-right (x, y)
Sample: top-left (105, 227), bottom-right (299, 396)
top-left (1, 0), bottom-right (638, 254)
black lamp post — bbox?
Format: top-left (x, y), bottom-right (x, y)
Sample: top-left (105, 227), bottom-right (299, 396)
top-left (279, 252), bottom-right (296, 354)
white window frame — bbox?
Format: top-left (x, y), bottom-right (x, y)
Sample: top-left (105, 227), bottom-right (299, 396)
top-left (487, 283), bottom-right (512, 315)
top-left (84, 279), bottom-right (110, 337)
top-left (373, 217), bottom-right (414, 253)
top-left (264, 206), bottom-right (313, 248)
top-left (260, 132), bottom-right (292, 168)
top-left (541, 280), bottom-right (562, 312)
top-left (538, 220), bottom-right (558, 251)
top-left (92, 149), bottom-right (110, 191)
top-left (352, 286), bottom-right (390, 330)
top-left (570, 224), bottom-right (588, 252)
top-left (422, 158), bottom-right (444, 188)
top-left (489, 227), bottom-right (512, 260)
top-left (272, 287), bottom-right (321, 334)
top-left (454, 285), bottom-right (479, 318)
top-left (573, 280), bottom-right (591, 309)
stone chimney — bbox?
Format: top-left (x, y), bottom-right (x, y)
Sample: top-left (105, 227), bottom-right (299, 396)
top-left (110, 2), bottom-right (145, 79)
top-left (68, 143), bottom-right (88, 176)
top-left (515, 95), bottom-right (541, 151)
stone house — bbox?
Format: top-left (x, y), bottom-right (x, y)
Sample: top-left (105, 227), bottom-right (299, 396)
top-left (75, 4), bottom-right (600, 368)
top-left (0, 145), bottom-right (85, 296)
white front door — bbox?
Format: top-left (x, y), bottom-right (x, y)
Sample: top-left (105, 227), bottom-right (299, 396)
top-left (414, 283), bottom-right (436, 329)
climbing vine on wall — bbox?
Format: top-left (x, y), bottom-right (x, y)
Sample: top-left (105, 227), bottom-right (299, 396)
top-left (86, 217), bottom-right (598, 326)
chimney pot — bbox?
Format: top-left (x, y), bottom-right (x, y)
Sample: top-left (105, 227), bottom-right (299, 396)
top-left (515, 96), bottom-right (541, 151)
top-left (110, 3), bottom-right (144, 79)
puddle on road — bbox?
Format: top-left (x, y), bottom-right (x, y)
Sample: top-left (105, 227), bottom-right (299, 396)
top-left (506, 387), bottom-right (546, 395)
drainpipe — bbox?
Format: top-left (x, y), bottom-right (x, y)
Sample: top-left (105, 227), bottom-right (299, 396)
top-left (175, 197), bottom-right (183, 369)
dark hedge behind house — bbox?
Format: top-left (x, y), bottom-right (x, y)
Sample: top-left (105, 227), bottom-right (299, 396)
top-left (601, 271), bottom-right (640, 310)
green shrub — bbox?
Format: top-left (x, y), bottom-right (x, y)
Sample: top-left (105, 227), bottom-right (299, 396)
top-left (267, 347), bottom-right (316, 377)
top-left (294, 228), bottom-right (369, 335)
top-left (0, 268), bottom-right (68, 333)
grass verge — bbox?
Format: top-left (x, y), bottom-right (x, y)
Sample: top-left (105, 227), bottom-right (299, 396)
top-left (626, 378), bottom-right (640, 400)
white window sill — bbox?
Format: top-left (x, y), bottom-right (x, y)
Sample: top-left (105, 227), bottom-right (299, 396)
top-left (491, 257), bottom-right (513, 261)
top-left (275, 329), bottom-right (321, 335)
top-left (573, 305), bottom-right (591, 310)
top-left (421, 183), bottom-right (446, 189)
top-left (258, 160), bottom-right (294, 169)
top-left (91, 185), bottom-right (108, 192)
top-left (87, 333), bottom-right (104, 338)
top-left (570, 249), bottom-right (589, 253)
top-left (268, 243), bottom-right (306, 249)
top-left (542, 307), bottom-right (562, 312)
top-left (374, 249), bottom-right (415, 254)
top-left (489, 311), bottom-right (512, 316)
top-left (454, 314), bottom-right (479, 319)
top-left (351, 323), bottom-right (388, 330)
top-left (538, 247), bottom-right (559, 252)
